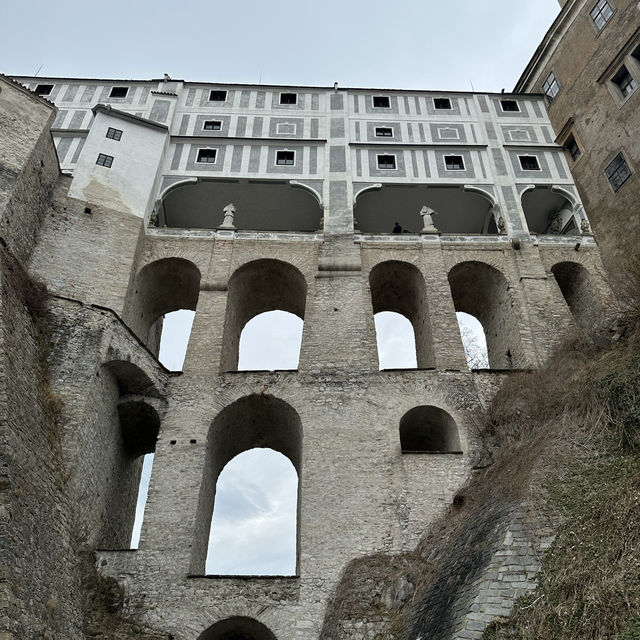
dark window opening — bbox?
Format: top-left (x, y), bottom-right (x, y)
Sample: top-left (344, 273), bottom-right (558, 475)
top-left (276, 150), bottom-right (295, 166)
top-left (519, 155), bottom-right (541, 171)
top-left (612, 65), bottom-right (637, 98)
top-left (203, 120), bottom-right (222, 131)
top-left (96, 153), bottom-right (114, 168)
top-left (444, 155), bottom-right (465, 171)
top-left (565, 134), bottom-right (581, 161)
top-left (433, 97), bottom-right (452, 110)
top-left (542, 72), bottom-right (560, 101)
top-left (280, 92), bottom-right (297, 105)
top-left (377, 154), bottom-right (396, 169)
top-left (500, 99), bottom-right (520, 112)
top-left (632, 44), bottom-right (640, 64)
top-left (590, 0), bottom-right (613, 30)
top-left (209, 90), bottom-right (227, 102)
top-left (375, 127), bottom-right (393, 137)
top-left (373, 95), bottom-right (391, 108)
top-left (106, 127), bottom-right (123, 141)
top-left (197, 149), bottom-right (217, 164)
top-left (109, 86), bottom-right (129, 98)
top-left (399, 406), bottom-right (462, 453)
top-left (35, 84), bottom-right (53, 95)
top-left (605, 152), bottom-right (632, 191)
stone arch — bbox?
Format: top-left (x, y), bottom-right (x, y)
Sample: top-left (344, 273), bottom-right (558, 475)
top-left (448, 261), bottom-right (526, 369)
top-left (126, 257), bottom-right (201, 352)
top-left (89, 360), bottom-right (163, 549)
top-left (399, 405), bottom-right (462, 453)
top-left (198, 617), bottom-right (277, 640)
top-left (191, 394), bottom-right (303, 574)
top-left (369, 260), bottom-right (434, 368)
top-left (551, 261), bottom-right (601, 330)
top-left (220, 259), bottom-right (307, 372)
top-left (521, 185), bottom-right (578, 235)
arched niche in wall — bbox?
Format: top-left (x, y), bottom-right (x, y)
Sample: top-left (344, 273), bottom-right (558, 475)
top-left (551, 261), bottom-right (601, 330)
top-left (369, 260), bottom-right (434, 369)
top-left (399, 405), bottom-right (462, 453)
top-left (521, 186), bottom-right (579, 235)
top-left (198, 617), bottom-right (278, 640)
top-left (159, 177), bottom-right (323, 232)
top-left (448, 261), bottom-right (526, 369)
top-left (126, 257), bottom-right (201, 354)
top-left (220, 259), bottom-right (307, 372)
top-left (191, 394), bottom-right (303, 575)
top-left (93, 360), bottom-right (162, 550)
top-left (354, 184), bottom-right (495, 234)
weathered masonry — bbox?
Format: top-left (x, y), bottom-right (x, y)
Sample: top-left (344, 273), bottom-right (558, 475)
top-left (0, 73), bottom-right (609, 639)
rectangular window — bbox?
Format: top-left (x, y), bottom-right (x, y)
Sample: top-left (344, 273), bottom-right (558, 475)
top-left (209, 90), bottom-right (227, 102)
top-left (35, 84), bottom-right (53, 96)
top-left (565, 134), bottom-right (581, 161)
top-left (196, 148), bottom-right (217, 163)
top-left (96, 153), bottom-right (114, 168)
top-left (542, 72), bottom-right (560, 101)
top-left (433, 97), bottom-right (452, 110)
top-left (590, 0), bottom-right (614, 31)
top-left (279, 92), bottom-right (297, 105)
top-left (109, 86), bottom-right (129, 98)
top-left (444, 155), bottom-right (465, 171)
top-left (377, 154), bottom-right (396, 169)
top-left (372, 95), bottom-right (391, 108)
top-left (106, 127), bottom-right (123, 141)
top-left (605, 152), bottom-right (632, 191)
top-left (500, 99), bottom-right (520, 112)
top-left (612, 65), bottom-right (637, 98)
top-left (203, 120), bottom-right (222, 131)
top-left (375, 126), bottom-right (393, 137)
top-left (519, 155), bottom-right (541, 171)
top-left (276, 150), bottom-right (295, 166)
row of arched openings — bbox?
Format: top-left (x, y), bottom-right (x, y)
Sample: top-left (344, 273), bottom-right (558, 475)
top-left (126, 256), bottom-right (600, 375)
top-left (109, 389), bottom-right (462, 575)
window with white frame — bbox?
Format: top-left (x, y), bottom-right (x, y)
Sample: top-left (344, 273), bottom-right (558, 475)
top-left (196, 148), bottom-right (217, 164)
top-left (279, 93), bottom-right (297, 105)
top-left (96, 153), bottom-right (114, 168)
top-left (444, 155), bottom-right (465, 171)
top-left (203, 120), bottom-right (222, 131)
top-left (375, 126), bottom-right (393, 137)
top-left (377, 154), bottom-right (396, 169)
top-left (109, 86), bottom-right (129, 98)
top-left (605, 152), bottom-right (631, 191)
top-left (209, 90), bottom-right (227, 102)
top-left (519, 155), bottom-right (541, 171)
top-left (276, 150), bottom-right (295, 166)
top-left (35, 84), bottom-right (53, 95)
top-left (542, 72), bottom-right (560, 101)
top-left (500, 99), bottom-right (520, 112)
top-left (611, 65), bottom-right (637, 99)
top-left (590, 0), bottom-right (614, 31)
top-left (433, 97), bottom-right (452, 110)
top-left (372, 95), bottom-right (391, 108)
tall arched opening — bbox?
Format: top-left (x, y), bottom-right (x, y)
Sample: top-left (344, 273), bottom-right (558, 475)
top-left (126, 257), bottom-right (201, 355)
top-left (198, 617), bottom-right (278, 640)
top-left (448, 261), bottom-right (526, 369)
top-left (399, 405), bottom-right (462, 453)
top-left (521, 186), bottom-right (579, 235)
top-left (551, 261), bottom-right (601, 330)
top-left (221, 259), bottom-right (307, 372)
top-left (192, 394), bottom-right (302, 575)
top-left (369, 260), bottom-right (434, 369)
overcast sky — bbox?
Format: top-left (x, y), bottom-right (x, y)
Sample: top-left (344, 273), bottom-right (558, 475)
top-left (1, 1), bottom-right (558, 92)
top-left (1, 0), bottom-right (560, 572)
